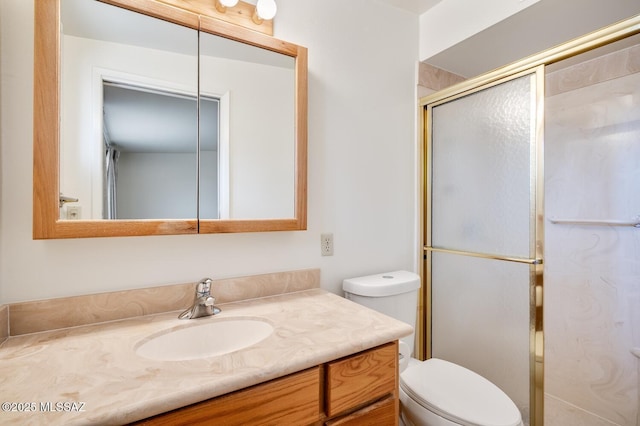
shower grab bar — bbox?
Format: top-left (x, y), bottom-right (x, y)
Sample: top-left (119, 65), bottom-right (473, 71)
top-left (548, 217), bottom-right (640, 228)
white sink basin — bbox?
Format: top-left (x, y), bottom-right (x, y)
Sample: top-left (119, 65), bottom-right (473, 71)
top-left (135, 318), bottom-right (274, 361)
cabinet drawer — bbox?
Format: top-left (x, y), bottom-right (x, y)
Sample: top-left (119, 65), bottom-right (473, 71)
top-left (325, 395), bottom-right (398, 426)
top-left (325, 342), bottom-right (397, 418)
top-left (134, 367), bottom-right (321, 426)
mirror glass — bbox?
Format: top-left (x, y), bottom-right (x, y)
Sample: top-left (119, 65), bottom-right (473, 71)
top-left (60, 0), bottom-right (198, 220)
top-left (59, 0), bottom-right (296, 222)
top-left (199, 31), bottom-right (296, 220)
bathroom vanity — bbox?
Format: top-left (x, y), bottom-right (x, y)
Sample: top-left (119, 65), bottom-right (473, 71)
top-left (0, 281), bottom-right (412, 425)
top-left (134, 342), bottom-right (398, 425)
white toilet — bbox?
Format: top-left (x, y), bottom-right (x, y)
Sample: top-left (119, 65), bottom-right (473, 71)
top-left (343, 271), bottom-right (523, 426)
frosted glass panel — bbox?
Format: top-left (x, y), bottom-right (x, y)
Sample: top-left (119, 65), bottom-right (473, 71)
top-left (431, 75), bottom-right (535, 258)
top-left (431, 251), bottom-right (531, 422)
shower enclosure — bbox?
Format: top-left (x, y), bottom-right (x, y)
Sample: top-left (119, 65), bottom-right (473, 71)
top-left (420, 15), bottom-right (640, 426)
top-left (423, 68), bottom-right (544, 426)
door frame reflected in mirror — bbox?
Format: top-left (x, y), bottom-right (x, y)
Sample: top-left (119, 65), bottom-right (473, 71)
top-left (101, 79), bottom-right (224, 220)
top-left (33, 0), bottom-right (307, 238)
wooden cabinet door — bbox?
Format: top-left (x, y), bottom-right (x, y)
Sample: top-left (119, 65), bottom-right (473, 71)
top-left (325, 395), bottom-right (398, 426)
top-left (325, 342), bottom-right (397, 418)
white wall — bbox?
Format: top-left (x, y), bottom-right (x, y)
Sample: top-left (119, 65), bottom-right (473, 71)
top-left (0, 0), bottom-right (419, 303)
top-left (418, 0), bottom-right (540, 61)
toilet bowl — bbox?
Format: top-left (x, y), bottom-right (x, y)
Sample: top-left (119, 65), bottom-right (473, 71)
top-left (343, 271), bottom-right (523, 426)
top-left (399, 358), bottom-right (522, 426)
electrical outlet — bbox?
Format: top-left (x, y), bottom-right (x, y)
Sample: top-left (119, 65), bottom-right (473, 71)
top-left (321, 233), bottom-right (334, 256)
top-left (66, 205), bottom-right (81, 220)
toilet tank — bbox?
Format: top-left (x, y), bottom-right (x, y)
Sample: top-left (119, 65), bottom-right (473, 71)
top-left (342, 271), bottom-right (420, 354)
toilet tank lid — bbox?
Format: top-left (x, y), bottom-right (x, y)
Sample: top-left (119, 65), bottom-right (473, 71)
top-left (342, 271), bottom-right (420, 297)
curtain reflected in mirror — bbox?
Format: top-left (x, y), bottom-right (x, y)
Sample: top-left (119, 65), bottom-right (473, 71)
top-left (103, 132), bottom-right (119, 219)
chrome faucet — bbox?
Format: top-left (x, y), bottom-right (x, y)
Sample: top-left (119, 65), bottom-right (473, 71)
top-left (178, 278), bottom-right (221, 319)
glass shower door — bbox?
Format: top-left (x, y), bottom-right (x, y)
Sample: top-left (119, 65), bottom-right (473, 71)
top-left (424, 69), bottom-right (544, 426)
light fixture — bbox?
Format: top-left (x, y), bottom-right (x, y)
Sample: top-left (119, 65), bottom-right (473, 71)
top-left (253, 0), bottom-right (277, 23)
top-left (215, 0), bottom-right (239, 13)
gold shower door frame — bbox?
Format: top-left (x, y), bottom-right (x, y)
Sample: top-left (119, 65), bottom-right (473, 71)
top-left (417, 15), bottom-right (640, 426)
top-left (422, 67), bottom-right (545, 426)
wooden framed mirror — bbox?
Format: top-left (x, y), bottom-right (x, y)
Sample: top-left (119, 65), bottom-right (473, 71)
top-left (33, 0), bottom-right (307, 238)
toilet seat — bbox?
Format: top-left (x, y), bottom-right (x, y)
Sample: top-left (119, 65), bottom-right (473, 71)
top-left (400, 359), bottom-right (522, 426)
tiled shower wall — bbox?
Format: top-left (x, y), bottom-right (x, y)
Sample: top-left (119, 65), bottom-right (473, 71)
top-left (544, 41), bottom-right (640, 425)
top-left (417, 62), bottom-right (465, 97)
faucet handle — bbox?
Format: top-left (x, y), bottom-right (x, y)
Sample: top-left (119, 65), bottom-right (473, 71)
top-left (204, 296), bottom-right (221, 315)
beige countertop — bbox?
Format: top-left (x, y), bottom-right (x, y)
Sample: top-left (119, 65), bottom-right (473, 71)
top-left (0, 289), bottom-right (412, 425)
